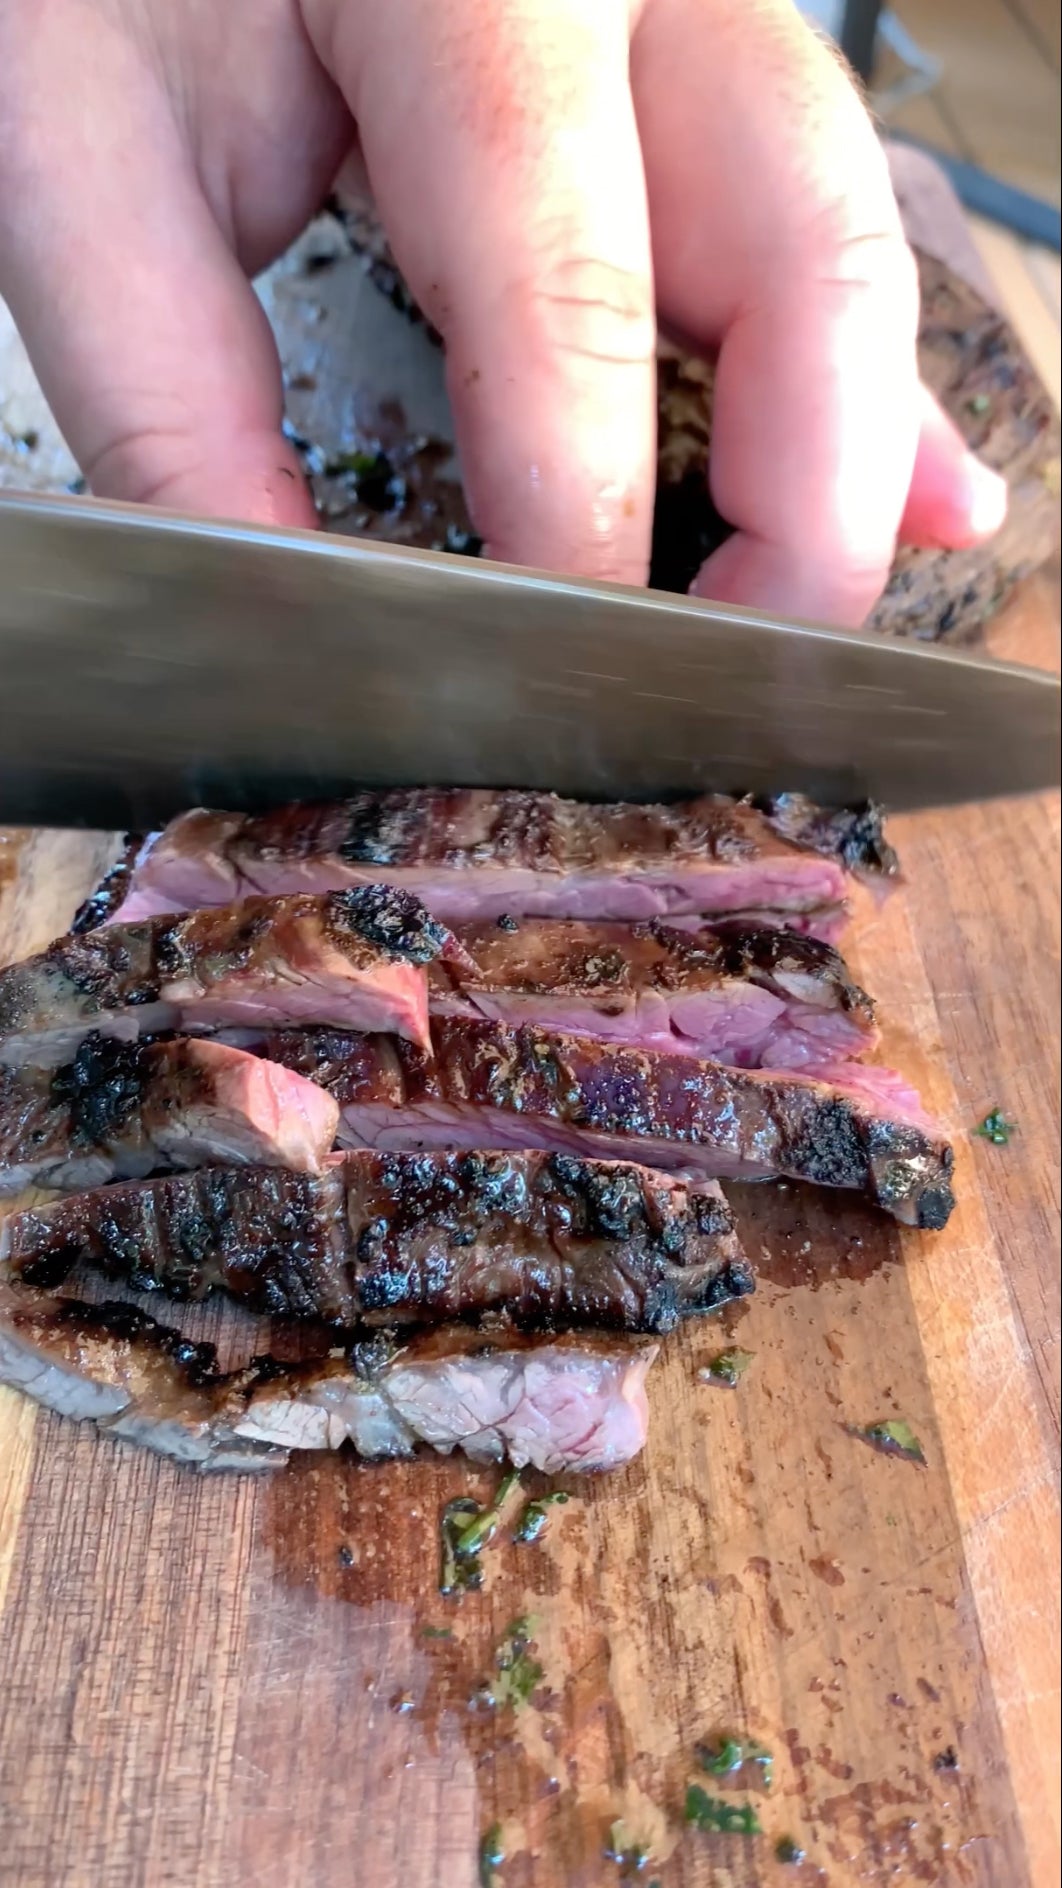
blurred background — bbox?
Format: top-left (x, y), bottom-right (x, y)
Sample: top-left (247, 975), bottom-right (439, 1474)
top-left (803, 0), bottom-right (1060, 404)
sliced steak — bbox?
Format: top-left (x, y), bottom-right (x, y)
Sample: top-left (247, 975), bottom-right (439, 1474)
top-left (0, 1283), bottom-right (655, 1473)
top-left (0, 1035), bottom-right (339, 1193)
top-left (250, 1020), bottom-right (954, 1229)
top-left (1, 1150), bottom-right (752, 1333)
top-left (105, 790), bottom-right (896, 933)
top-left (0, 885), bottom-right (460, 1067)
top-left (434, 918), bottom-right (877, 1070)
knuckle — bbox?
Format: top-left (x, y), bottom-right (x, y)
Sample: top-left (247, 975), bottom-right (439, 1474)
top-left (522, 252), bottom-right (656, 370)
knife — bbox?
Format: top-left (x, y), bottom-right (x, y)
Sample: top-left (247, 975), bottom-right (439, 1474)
top-left (0, 491), bottom-right (1057, 829)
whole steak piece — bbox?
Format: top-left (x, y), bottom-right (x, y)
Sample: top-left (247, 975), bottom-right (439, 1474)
top-left (333, 197), bottom-right (1058, 640)
top-left (653, 250), bottom-right (1060, 629)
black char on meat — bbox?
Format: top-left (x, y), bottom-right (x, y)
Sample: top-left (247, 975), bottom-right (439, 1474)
top-left (1, 1149), bottom-right (752, 1334)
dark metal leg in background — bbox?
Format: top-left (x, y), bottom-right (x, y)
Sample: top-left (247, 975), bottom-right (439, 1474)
top-left (840, 0), bottom-right (884, 83)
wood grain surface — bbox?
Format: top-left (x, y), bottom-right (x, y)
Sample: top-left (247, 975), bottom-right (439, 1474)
top-left (0, 573), bottom-right (1057, 1888)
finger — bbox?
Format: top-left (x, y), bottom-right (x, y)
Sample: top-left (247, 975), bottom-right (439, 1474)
top-left (309, 0), bottom-right (657, 582)
top-left (899, 384), bottom-right (1008, 549)
top-left (0, 9), bottom-right (315, 527)
top-left (632, 0), bottom-right (925, 624)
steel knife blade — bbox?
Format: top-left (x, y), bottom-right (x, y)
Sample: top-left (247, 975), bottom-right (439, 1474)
top-left (0, 491), bottom-right (1057, 829)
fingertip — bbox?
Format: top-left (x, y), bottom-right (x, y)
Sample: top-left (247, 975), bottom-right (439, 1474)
top-left (958, 453), bottom-right (1008, 543)
top-left (899, 386), bottom-right (1008, 550)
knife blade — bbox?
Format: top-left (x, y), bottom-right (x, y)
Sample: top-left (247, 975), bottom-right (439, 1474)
top-left (0, 491), bottom-right (1057, 829)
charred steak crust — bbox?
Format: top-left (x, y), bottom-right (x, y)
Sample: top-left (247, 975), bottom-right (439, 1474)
top-left (48, 1035), bottom-right (155, 1145)
top-left (1, 1151), bottom-right (752, 1333)
top-left (324, 883), bottom-right (451, 961)
top-left (750, 796), bottom-right (898, 880)
top-left (70, 837), bottom-right (144, 936)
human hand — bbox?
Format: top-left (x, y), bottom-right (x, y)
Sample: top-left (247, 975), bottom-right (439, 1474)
top-left (0, 0), bottom-right (1006, 625)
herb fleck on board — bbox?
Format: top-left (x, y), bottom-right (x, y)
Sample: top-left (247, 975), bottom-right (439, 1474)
top-left (849, 1418), bottom-right (926, 1464)
top-left (699, 1346), bottom-right (755, 1386)
top-left (974, 1107), bottom-right (1017, 1145)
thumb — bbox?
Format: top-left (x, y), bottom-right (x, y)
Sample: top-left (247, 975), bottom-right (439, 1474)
top-left (0, 14), bottom-right (314, 528)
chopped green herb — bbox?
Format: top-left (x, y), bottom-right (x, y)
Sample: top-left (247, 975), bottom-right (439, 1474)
top-left (975, 1108), bottom-right (1016, 1146)
top-left (696, 1737), bottom-right (773, 1788)
top-left (324, 447), bottom-right (383, 478)
top-left (440, 1497), bottom-right (485, 1594)
top-left (479, 1821), bottom-right (505, 1886)
top-left (775, 1836), bottom-right (806, 1864)
top-left (851, 1419), bottom-right (926, 1465)
top-left (439, 1471), bottom-right (523, 1593)
top-left (684, 1785), bottom-right (761, 1835)
top-left (604, 1818), bottom-right (653, 1872)
top-left (481, 1616), bottom-right (544, 1709)
top-left (513, 1490), bottom-right (570, 1543)
top-left (453, 1471), bottom-right (521, 1557)
top-left (700, 1347), bottom-right (754, 1387)
top-left (322, 446), bottom-right (404, 511)
top-left (697, 1737), bottom-right (743, 1776)
top-left (421, 1625), bottom-right (453, 1640)
top-left (965, 393), bottom-right (991, 415)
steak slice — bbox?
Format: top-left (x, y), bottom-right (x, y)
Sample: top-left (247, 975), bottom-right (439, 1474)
top-left (1, 1150), bottom-right (752, 1333)
top-left (0, 1035), bottom-right (339, 1193)
top-left (0, 885), bottom-right (460, 1067)
top-left (249, 1019), bottom-right (954, 1229)
top-left (105, 789), bottom-right (896, 933)
top-left (867, 250), bottom-right (1060, 643)
top-left (0, 1283), bottom-right (655, 1473)
top-left (434, 918), bottom-right (877, 1070)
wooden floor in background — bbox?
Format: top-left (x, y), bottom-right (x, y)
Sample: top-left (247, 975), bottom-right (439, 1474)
top-left (879, 0), bottom-right (1060, 404)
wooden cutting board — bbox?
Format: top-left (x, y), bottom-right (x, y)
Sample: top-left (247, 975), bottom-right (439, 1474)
top-left (0, 572), bottom-right (1058, 1888)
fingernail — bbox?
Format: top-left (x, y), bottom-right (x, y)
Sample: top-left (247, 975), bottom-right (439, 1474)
top-left (962, 454), bottom-right (1008, 539)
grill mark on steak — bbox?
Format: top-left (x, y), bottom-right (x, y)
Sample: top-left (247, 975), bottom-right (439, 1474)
top-left (101, 789), bottom-right (896, 933)
top-left (0, 1151), bottom-right (752, 1333)
top-left (0, 886), bottom-right (460, 1067)
top-left (0, 1279), bottom-right (655, 1472)
top-left (431, 917), bottom-right (877, 1070)
top-left (246, 1019), bottom-right (954, 1229)
top-left (0, 1035), bottom-right (339, 1193)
